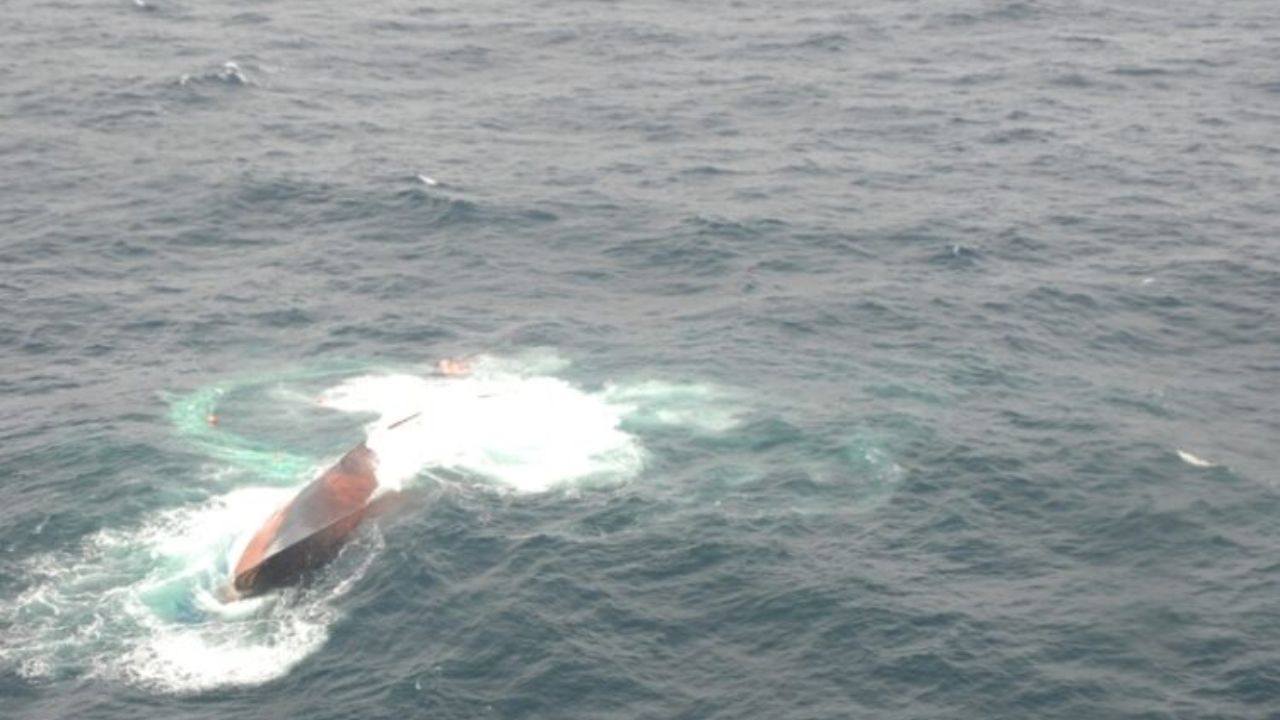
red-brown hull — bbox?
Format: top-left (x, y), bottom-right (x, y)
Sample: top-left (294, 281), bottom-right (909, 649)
top-left (231, 443), bottom-right (380, 598)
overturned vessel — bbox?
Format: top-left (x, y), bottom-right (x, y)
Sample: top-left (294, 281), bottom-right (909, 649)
top-left (230, 442), bottom-right (387, 599)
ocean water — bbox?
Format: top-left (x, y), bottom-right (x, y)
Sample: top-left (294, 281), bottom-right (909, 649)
top-left (2, 0), bottom-right (1278, 717)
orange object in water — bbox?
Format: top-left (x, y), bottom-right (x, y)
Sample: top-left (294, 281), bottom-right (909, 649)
top-left (437, 357), bottom-right (472, 376)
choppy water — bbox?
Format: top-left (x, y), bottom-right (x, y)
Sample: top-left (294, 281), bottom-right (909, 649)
top-left (2, 0), bottom-right (1278, 717)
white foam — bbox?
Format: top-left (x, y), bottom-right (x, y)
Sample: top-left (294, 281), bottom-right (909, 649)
top-left (322, 366), bottom-right (646, 493)
top-left (601, 380), bottom-right (742, 432)
top-left (113, 602), bottom-right (331, 692)
top-left (1, 487), bottom-right (350, 693)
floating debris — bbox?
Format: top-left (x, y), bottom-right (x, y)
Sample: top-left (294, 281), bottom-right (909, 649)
top-left (178, 61), bottom-right (251, 87)
top-left (1176, 449), bottom-right (1214, 467)
top-left (220, 61), bottom-right (249, 84)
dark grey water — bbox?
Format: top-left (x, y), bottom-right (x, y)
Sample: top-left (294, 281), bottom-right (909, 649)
top-left (2, 1), bottom-right (1279, 717)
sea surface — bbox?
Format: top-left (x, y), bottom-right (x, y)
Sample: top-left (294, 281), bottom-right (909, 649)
top-left (2, 1), bottom-right (1278, 718)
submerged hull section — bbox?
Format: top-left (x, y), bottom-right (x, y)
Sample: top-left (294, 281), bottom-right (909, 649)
top-left (232, 444), bottom-right (380, 598)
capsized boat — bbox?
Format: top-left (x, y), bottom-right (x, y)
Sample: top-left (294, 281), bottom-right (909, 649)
top-left (227, 440), bottom-right (376, 597)
top-left (229, 414), bottom-right (419, 600)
